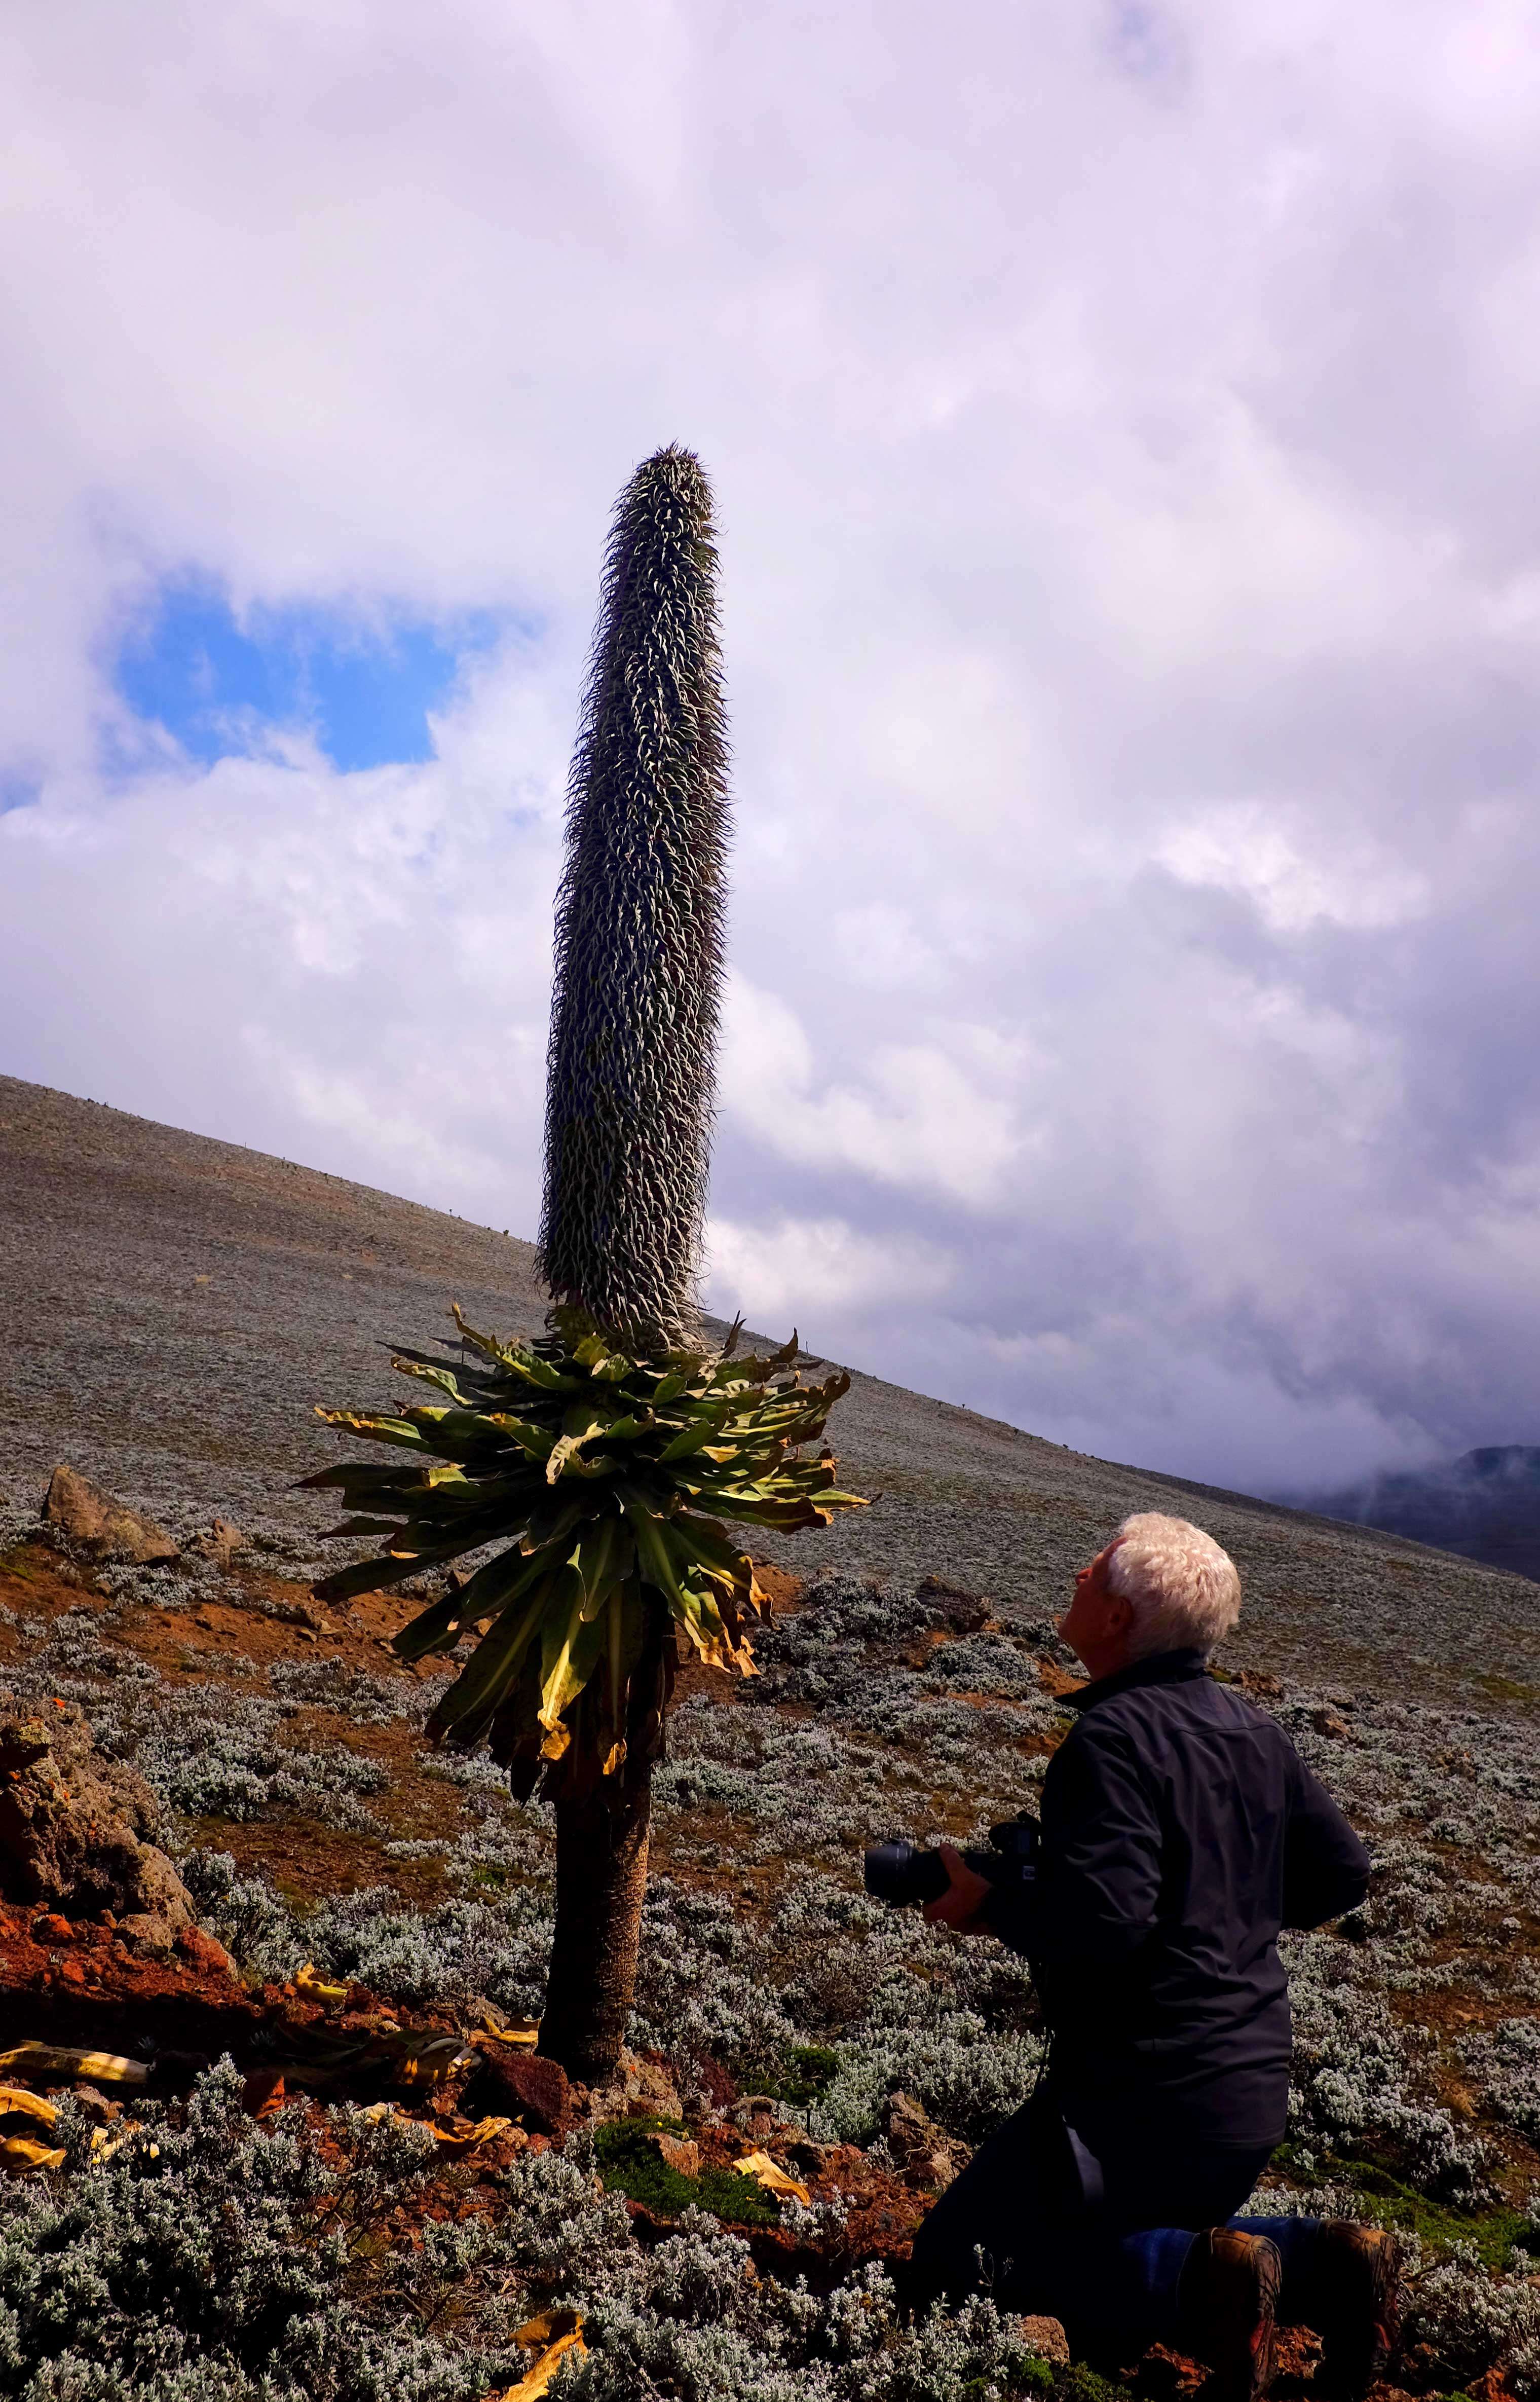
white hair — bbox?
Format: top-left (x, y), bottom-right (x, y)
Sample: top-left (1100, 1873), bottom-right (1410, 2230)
top-left (1105, 1513), bottom-right (1242, 1661)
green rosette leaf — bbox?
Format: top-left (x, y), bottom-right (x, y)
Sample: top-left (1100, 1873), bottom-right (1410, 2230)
top-left (307, 1305), bottom-right (866, 1780)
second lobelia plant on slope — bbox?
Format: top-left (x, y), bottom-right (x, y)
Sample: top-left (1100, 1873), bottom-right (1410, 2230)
top-left (305, 446), bottom-right (865, 2082)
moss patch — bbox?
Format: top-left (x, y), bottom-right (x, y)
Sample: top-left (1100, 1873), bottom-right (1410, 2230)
top-left (593, 2117), bottom-right (780, 2227)
top-left (1325, 2157), bottom-right (1537, 2269)
top-left (1053, 2365), bottom-right (1124, 2402)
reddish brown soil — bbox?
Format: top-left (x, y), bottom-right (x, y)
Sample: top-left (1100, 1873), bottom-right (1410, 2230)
top-left (2, 1542), bottom-right (812, 1918)
top-left (0, 1541), bottom-right (432, 1686)
top-left (0, 1900), bottom-right (260, 2058)
top-left (0, 1540), bottom-right (815, 2040)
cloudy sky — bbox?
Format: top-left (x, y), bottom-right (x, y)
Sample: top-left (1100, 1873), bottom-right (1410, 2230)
top-left (3, 0), bottom-right (1539, 1498)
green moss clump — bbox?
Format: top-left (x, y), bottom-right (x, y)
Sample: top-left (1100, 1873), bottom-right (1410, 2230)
top-left (1325, 2157), bottom-right (1533, 2269)
top-left (1053, 2363), bottom-right (1123, 2402)
top-left (593, 2117), bottom-right (780, 2227)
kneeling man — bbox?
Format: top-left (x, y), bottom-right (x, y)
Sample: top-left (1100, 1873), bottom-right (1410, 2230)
top-left (908, 1513), bottom-right (1394, 2401)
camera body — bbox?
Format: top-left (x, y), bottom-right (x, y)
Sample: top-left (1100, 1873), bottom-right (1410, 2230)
top-left (863, 1813), bottom-right (1040, 1909)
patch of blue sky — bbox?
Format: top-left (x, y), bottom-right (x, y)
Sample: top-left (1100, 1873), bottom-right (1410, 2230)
top-left (1106, 0), bottom-right (1185, 85)
top-left (113, 579), bottom-right (506, 772)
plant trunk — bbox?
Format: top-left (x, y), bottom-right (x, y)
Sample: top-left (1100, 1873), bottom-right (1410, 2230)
top-left (538, 1772), bottom-right (653, 2084)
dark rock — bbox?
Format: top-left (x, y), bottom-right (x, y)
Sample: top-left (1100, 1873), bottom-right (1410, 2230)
top-left (43, 1464), bottom-right (178, 1566)
top-left (1128, 2342), bottom-right (1207, 2396)
top-left (916, 1575), bottom-right (993, 1634)
top-left (266, 1593), bottom-right (328, 1630)
top-left (625, 2052), bottom-right (684, 2118)
top-left (117, 1912), bottom-right (177, 1958)
top-left (588, 2049), bottom-right (684, 2126)
top-left (177, 1925), bottom-right (238, 1976)
top-left (468, 2042), bottom-right (573, 2136)
top-left (734, 2093), bottom-right (782, 2141)
top-left (0, 1896), bottom-right (254, 2056)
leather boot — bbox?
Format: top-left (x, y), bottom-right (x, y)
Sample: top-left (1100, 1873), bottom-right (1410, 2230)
top-left (1305, 2222), bottom-right (1401, 2398)
top-left (1177, 2227), bottom-right (1282, 2402)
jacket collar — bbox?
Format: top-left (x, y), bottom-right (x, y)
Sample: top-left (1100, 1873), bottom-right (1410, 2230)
top-left (1066, 1647), bottom-right (1212, 1714)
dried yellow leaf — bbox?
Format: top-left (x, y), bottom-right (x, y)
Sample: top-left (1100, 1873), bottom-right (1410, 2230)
top-left (0, 2045), bottom-right (148, 2086)
top-left (497, 2309), bottom-right (587, 2399)
top-left (392, 2037), bottom-right (476, 2088)
top-left (295, 1962), bottom-right (350, 2003)
top-left (735, 2149), bottom-right (811, 2205)
top-left (1, 2134), bottom-right (64, 2173)
top-left (0, 2087), bottom-right (57, 2126)
top-left (90, 2122), bottom-right (145, 2162)
top-left (432, 2115), bottom-right (514, 2149)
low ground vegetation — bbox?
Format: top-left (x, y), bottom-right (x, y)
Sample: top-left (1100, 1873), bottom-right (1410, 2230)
top-left (2, 1535), bottom-right (1539, 2399)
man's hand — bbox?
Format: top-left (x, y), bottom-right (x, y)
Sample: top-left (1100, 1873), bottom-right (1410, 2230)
top-left (923, 1843), bottom-right (994, 1934)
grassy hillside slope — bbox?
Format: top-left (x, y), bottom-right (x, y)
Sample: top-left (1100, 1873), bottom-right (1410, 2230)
top-left (3, 1069), bottom-right (1536, 1698)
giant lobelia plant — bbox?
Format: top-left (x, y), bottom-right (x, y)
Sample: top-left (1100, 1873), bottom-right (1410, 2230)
top-left (304, 448), bottom-right (866, 2081)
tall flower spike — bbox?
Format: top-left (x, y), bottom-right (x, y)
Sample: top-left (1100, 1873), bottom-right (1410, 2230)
top-left (539, 445), bottom-right (729, 1355)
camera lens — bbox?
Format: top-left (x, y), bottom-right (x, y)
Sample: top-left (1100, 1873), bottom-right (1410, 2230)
top-left (862, 1841), bottom-right (953, 1907)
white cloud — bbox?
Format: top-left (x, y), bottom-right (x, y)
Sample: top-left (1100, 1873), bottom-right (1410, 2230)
top-left (1153, 804), bottom-right (1431, 933)
top-left (720, 976), bottom-right (1026, 1208)
top-left (3, 0), bottom-right (1540, 1494)
top-left (704, 1214), bottom-right (954, 1331)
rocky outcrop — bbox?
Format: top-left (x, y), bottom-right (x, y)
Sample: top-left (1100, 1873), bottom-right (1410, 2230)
top-left (915, 1575), bottom-right (994, 1634)
top-left (879, 2088), bottom-right (966, 2191)
top-left (0, 1703), bottom-right (202, 1953)
top-left (43, 1464), bottom-right (178, 1566)
top-left (194, 1517), bottom-right (248, 1570)
top-left (589, 2047), bottom-right (684, 2126)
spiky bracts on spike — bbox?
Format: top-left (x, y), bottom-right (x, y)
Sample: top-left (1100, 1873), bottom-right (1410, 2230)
top-left (538, 445), bottom-right (729, 1356)
top-left (302, 1307), bottom-right (866, 1803)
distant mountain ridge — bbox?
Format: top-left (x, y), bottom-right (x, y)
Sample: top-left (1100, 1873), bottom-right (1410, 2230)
top-left (1305, 1446), bottom-right (1540, 1585)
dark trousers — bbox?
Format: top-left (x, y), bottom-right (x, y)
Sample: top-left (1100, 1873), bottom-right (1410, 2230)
top-left (907, 2086), bottom-right (1285, 2358)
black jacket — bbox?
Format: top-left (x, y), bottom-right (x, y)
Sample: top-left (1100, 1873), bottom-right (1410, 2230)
top-left (984, 1648), bottom-right (1370, 2146)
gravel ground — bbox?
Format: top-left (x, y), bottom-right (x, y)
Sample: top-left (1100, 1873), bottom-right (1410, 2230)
top-left (4, 1070), bottom-right (1538, 1693)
